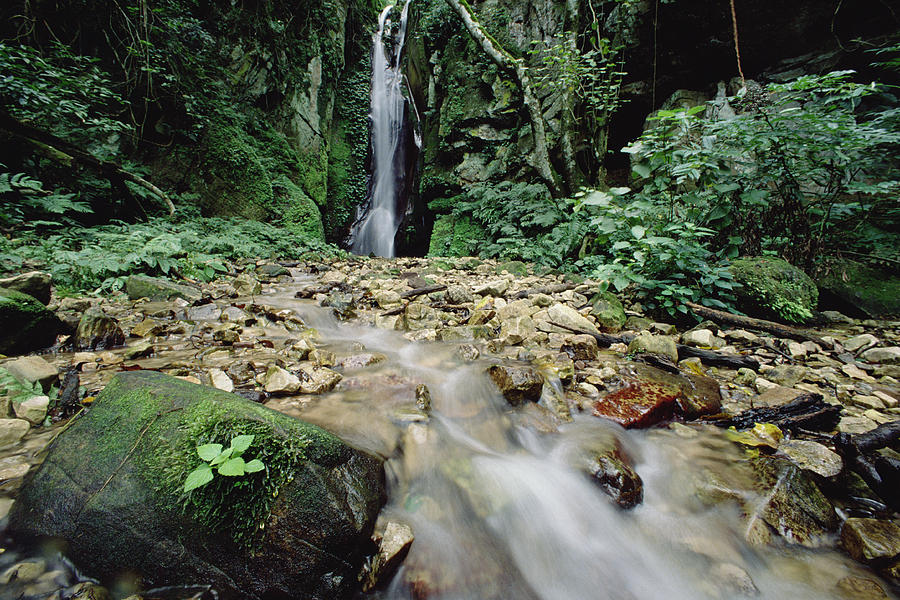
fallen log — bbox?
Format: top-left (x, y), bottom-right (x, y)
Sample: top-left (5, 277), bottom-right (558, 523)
top-left (711, 393), bottom-right (842, 432)
top-left (401, 284), bottom-right (447, 299)
top-left (513, 283), bottom-right (577, 299)
top-left (685, 302), bottom-right (832, 349)
top-left (548, 321), bottom-right (760, 371)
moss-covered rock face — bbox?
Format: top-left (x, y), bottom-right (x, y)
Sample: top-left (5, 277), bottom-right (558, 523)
top-left (0, 287), bottom-right (60, 355)
top-left (427, 214), bottom-right (486, 257)
top-left (10, 371), bottom-right (385, 600)
top-left (730, 257), bottom-right (818, 323)
top-left (198, 126), bottom-right (274, 220)
top-left (816, 258), bottom-right (900, 319)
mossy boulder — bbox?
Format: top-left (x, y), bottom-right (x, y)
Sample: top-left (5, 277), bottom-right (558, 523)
top-left (0, 287), bottom-right (60, 355)
top-left (729, 257), bottom-right (818, 323)
top-left (427, 215), bottom-right (486, 257)
top-left (10, 371), bottom-right (385, 600)
top-left (816, 258), bottom-right (900, 319)
top-left (589, 291), bottom-right (626, 333)
top-left (125, 275), bottom-right (202, 302)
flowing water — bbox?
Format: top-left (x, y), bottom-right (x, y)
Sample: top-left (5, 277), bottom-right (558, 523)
top-left (262, 282), bottom-right (881, 600)
top-left (350, 0), bottom-right (416, 258)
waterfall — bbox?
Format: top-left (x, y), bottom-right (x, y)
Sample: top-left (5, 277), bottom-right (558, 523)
top-left (350, 0), bottom-right (418, 258)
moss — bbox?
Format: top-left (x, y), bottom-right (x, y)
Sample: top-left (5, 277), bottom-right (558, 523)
top-left (0, 287), bottom-right (60, 355)
top-left (273, 176), bottom-right (326, 242)
top-left (730, 257), bottom-right (818, 323)
top-left (198, 125), bottom-right (273, 220)
top-left (816, 258), bottom-right (900, 318)
top-left (427, 214), bottom-right (486, 257)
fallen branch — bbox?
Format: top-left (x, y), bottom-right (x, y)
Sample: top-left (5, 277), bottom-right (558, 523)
top-left (401, 284), bottom-right (447, 299)
top-left (549, 321), bottom-right (760, 371)
top-left (513, 283), bottom-right (578, 299)
top-left (711, 393), bottom-right (841, 432)
top-left (1, 112), bottom-right (175, 215)
top-left (685, 302), bottom-right (832, 349)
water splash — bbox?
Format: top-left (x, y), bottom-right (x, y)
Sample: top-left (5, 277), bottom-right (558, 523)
top-left (351, 0), bottom-right (416, 257)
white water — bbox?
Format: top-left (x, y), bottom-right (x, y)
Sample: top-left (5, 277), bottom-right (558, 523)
top-left (351, 0), bottom-right (414, 258)
top-left (262, 280), bottom-right (880, 600)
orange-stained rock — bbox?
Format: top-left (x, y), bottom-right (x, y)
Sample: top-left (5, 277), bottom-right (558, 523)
top-left (592, 381), bottom-right (679, 428)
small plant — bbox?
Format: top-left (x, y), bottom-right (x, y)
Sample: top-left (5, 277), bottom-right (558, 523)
top-left (184, 434), bottom-right (265, 493)
top-left (0, 367), bottom-right (56, 405)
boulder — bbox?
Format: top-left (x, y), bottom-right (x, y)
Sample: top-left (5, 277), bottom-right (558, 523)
top-left (817, 258), bottom-right (900, 319)
top-left (74, 308), bottom-right (125, 350)
top-left (840, 518), bottom-right (900, 564)
top-left (14, 395), bottom-right (49, 424)
top-left (0, 271), bottom-right (51, 304)
top-left (592, 380), bottom-right (679, 428)
top-left (473, 279), bottom-right (509, 297)
top-left (0, 287), bottom-right (61, 355)
top-left (588, 291), bottom-right (626, 333)
top-left (125, 275), bottom-right (202, 302)
top-left (487, 365), bottom-right (543, 405)
top-left (298, 365), bottom-right (343, 394)
top-left (446, 285), bottom-right (474, 304)
top-left (3, 356), bottom-right (58, 392)
top-left (582, 432), bottom-right (643, 509)
top-left (861, 347), bottom-right (900, 365)
top-left (9, 371), bottom-right (385, 600)
top-left (546, 303), bottom-right (600, 335)
top-left (626, 333), bottom-right (678, 363)
top-left (730, 257), bottom-right (818, 323)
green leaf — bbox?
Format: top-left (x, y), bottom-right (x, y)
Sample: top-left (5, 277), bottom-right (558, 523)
top-left (197, 443), bottom-right (223, 462)
top-left (184, 465), bottom-right (214, 492)
top-left (229, 434), bottom-right (254, 455)
top-left (631, 225), bottom-right (647, 240)
top-left (218, 457), bottom-right (246, 476)
top-left (632, 164), bottom-right (651, 178)
top-left (244, 459), bottom-right (265, 473)
top-left (209, 446), bottom-right (233, 466)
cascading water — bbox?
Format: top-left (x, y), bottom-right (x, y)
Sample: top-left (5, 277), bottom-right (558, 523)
top-left (350, 0), bottom-right (419, 258)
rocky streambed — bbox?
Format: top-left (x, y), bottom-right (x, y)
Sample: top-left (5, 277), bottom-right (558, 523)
top-left (0, 256), bottom-right (898, 600)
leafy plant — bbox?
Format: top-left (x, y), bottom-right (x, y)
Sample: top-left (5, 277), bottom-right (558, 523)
top-left (0, 367), bottom-right (57, 405)
top-left (184, 434), bottom-right (265, 493)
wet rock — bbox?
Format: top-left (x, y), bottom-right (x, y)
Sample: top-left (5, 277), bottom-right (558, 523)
top-left (446, 285), bottom-right (474, 304)
top-left (213, 327), bottom-right (240, 345)
top-left (365, 521), bottom-right (414, 591)
top-left (123, 340), bottom-right (153, 360)
top-left (310, 349), bottom-right (336, 367)
top-left (455, 344), bottom-right (480, 362)
top-left (0, 418), bottom-right (30, 447)
top-left (682, 328), bottom-right (718, 348)
top-left (592, 381), bottom-right (679, 428)
top-left (500, 315), bottom-right (535, 344)
top-left (844, 334), bottom-right (879, 352)
top-left (546, 303), bottom-right (600, 335)
top-left (374, 290), bottom-right (402, 308)
top-left (74, 308), bottom-right (125, 350)
top-left (131, 318), bottom-right (163, 337)
top-left (561, 335), bottom-right (598, 361)
top-left (338, 353), bottom-right (387, 370)
top-left (588, 291), bottom-right (626, 333)
top-left (14, 395), bottom-right (49, 424)
top-left (186, 303), bottom-right (222, 321)
top-left (0, 559), bottom-right (46, 584)
top-left (473, 279), bottom-right (509, 297)
top-left (125, 275), bottom-right (202, 302)
top-left (861, 347), bottom-right (900, 364)
top-left (835, 576), bottom-right (890, 600)
top-left (232, 273), bottom-right (262, 296)
top-left (4, 355), bottom-right (58, 392)
top-left (415, 384), bottom-right (432, 412)
top-left (677, 372), bottom-right (724, 419)
top-left (208, 368), bottom-right (234, 393)
top-left (746, 457), bottom-right (838, 547)
top-left (486, 364), bottom-right (543, 405)
top-left (778, 439), bottom-right (842, 478)
top-left (298, 365), bottom-right (343, 394)
top-left (0, 271), bottom-right (51, 304)
top-left (257, 263), bottom-right (290, 278)
top-left (708, 562), bottom-right (759, 597)
top-left (841, 518), bottom-right (900, 564)
top-left (263, 365), bottom-right (301, 394)
top-left (0, 287), bottom-right (61, 355)
top-left (735, 367), bottom-right (757, 386)
top-left (583, 434), bottom-right (643, 508)
top-left (626, 333), bottom-right (678, 363)
top-left (8, 371), bottom-right (385, 600)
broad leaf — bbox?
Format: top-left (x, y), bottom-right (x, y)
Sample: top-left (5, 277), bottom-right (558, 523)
top-left (218, 457), bottom-right (246, 476)
top-left (244, 459), bottom-right (265, 473)
top-left (229, 434), bottom-right (255, 455)
top-left (209, 446), bottom-right (233, 466)
top-left (184, 465), bottom-right (214, 492)
top-left (197, 443), bottom-right (223, 462)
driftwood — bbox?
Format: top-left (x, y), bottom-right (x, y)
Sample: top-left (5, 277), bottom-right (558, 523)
top-left (549, 322), bottom-right (760, 371)
top-left (1, 112), bottom-right (175, 215)
top-left (380, 305), bottom-right (406, 317)
top-left (833, 421), bottom-right (900, 511)
top-left (685, 302), bottom-right (832, 349)
top-left (401, 284), bottom-right (447, 299)
top-left (711, 393), bottom-right (842, 432)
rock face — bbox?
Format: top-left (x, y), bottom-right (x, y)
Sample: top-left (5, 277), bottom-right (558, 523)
top-left (10, 371), bottom-right (385, 600)
top-left (0, 287), bottom-right (60, 355)
top-left (817, 258), bottom-right (900, 319)
top-left (730, 257), bottom-right (818, 323)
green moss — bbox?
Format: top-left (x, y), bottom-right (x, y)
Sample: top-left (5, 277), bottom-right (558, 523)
top-left (427, 214), bottom-right (486, 257)
top-left (0, 287), bottom-right (60, 355)
top-left (816, 258), bottom-right (900, 318)
top-left (730, 257), bottom-right (818, 323)
top-left (273, 176), bottom-right (325, 242)
top-left (199, 125), bottom-right (273, 220)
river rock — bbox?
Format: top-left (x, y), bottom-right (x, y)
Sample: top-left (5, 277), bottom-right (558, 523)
top-left (187, 303), bottom-right (223, 321)
top-left (835, 576), bottom-right (890, 600)
top-left (298, 365), bottom-right (342, 394)
top-left (0, 418), bottom-right (30, 447)
top-left (561, 334), bottom-right (598, 361)
top-left (232, 273), bottom-right (262, 296)
top-left (473, 279), bottom-right (509, 297)
top-left (0, 287), bottom-right (61, 355)
top-left (546, 303), bottom-right (600, 335)
top-left (365, 521), bottom-right (414, 591)
top-left (626, 333), bottom-right (678, 363)
top-left (74, 308), bottom-right (125, 350)
top-left (681, 329), bottom-right (717, 348)
top-left (841, 518), bottom-right (900, 564)
top-left (582, 433), bottom-right (643, 508)
top-left (125, 275), bottom-right (202, 302)
top-left (592, 380), bottom-right (679, 428)
top-left (778, 439), bottom-right (842, 478)
top-left (588, 291), bottom-right (626, 333)
top-left (730, 257), bottom-right (817, 323)
top-left (861, 347), bottom-right (900, 365)
top-left (844, 334), bottom-right (879, 352)
top-left (338, 353), bottom-right (387, 370)
top-left (14, 395), bottom-right (49, 424)
top-left (768, 364), bottom-right (808, 387)
top-left (8, 371), bottom-right (385, 600)
top-left (446, 285), bottom-right (473, 304)
top-left (131, 318), bottom-right (164, 338)
top-left (263, 365), bottom-right (301, 394)
top-left (0, 271), bottom-right (51, 305)
top-left (487, 365), bottom-right (543, 405)
top-left (500, 315), bottom-right (535, 344)
top-left (374, 290), bottom-right (402, 309)
top-left (3, 356), bottom-right (58, 392)
top-left (208, 368), bottom-right (234, 393)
